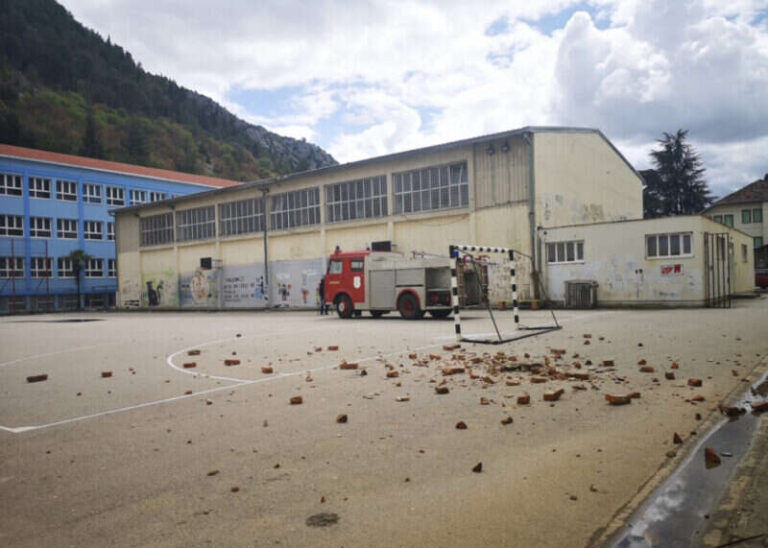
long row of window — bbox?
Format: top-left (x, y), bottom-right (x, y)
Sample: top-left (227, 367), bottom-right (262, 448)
top-left (547, 232), bottom-right (695, 265)
top-left (139, 161), bottom-right (470, 246)
top-left (0, 172), bottom-right (167, 205)
top-left (0, 215), bottom-right (113, 240)
top-left (0, 256), bottom-right (115, 278)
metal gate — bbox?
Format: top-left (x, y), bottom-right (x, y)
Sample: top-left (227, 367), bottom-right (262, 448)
top-left (703, 232), bottom-right (731, 308)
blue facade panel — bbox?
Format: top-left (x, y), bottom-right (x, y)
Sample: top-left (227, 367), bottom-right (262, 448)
top-left (0, 154), bottom-right (222, 311)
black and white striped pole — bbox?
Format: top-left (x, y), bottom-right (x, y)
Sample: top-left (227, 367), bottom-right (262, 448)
top-left (449, 245), bottom-right (462, 342)
top-left (508, 249), bottom-right (519, 329)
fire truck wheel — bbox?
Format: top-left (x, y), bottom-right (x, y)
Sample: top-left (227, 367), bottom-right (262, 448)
top-left (336, 294), bottom-right (354, 319)
top-left (429, 309), bottom-right (451, 319)
top-left (398, 293), bottom-right (423, 320)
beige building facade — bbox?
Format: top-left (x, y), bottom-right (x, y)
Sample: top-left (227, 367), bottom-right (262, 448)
top-left (542, 216), bottom-right (755, 307)
top-left (114, 127), bottom-right (644, 310)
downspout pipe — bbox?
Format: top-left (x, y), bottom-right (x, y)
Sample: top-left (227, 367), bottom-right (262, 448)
top-left (523, 131), bottom-right (540, 300)
top-left (261, 187), bottom-right (270, 308)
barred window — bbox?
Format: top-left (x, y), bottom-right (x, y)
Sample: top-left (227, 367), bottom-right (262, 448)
top-left (393, 161), bottom-right (468, 214)
top-left (325, 176), bottom-right (387, 223)
top-left (140, 213), bottom-right (174, 246)
top-left (1, 173), bottom-right (23, 196)
top-left (106, 186), bottom-right (125, 206)
top-left (108, 259), bottom-right (116, 278)
top-left (29, 177), bottom-right (51, 199)
top-left (83, 183), bottom-right (102, 203)
top-left (130, 189), bottom-right (147, 204)
top-left (270, 188), bottom-right (320, 230)
top-left (150, 191), bottom-right (167, 202)
top-left (57, 218), bottom-right (78, 239)
top-left (176, 206), bottom-right (216, 242)
top-left (547, 240), bottom-right (584, 264)
top-left (0, 257), bottom-right (24, 278)
top-left (646, 232), bottom-right (692, 258)
top-left (30, 217), bottom-right (52, 238)
top-left (219, 198), bottom-right (264, 236)
top-left (56, 180), bottom-right (78, 201)
top-left (30, 257), bottom-right (52, 278)
top-left (57, 257), bottom-right (74, 278)
top-left (84, 220), bottom-right (103, 240)
top-left (85, 258), bottom-right (103, 278)
top-left (0, 215), bottom-right (24, 236)
top-left (107, 222), bottom-right (115, 241)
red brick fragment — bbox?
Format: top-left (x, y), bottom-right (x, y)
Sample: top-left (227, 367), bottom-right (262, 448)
top-left (183, 362), bottom-right (197, 369)
top-left (187, 350), bottom-right (201, 356)
top-left (639, 365), bottom-right (655, 373)
top-left (627, 392), bottom-right (641, 399)
top-left (501, 416), bottom-right (514, 425)
top-left (435, 386), bottom-right (450, 395)
top-left (339, 362), bottom-right (358, 370)
top-left (336, 414), bottom-right (348, 423)
top-left (731, 370), bottom-right (739, 377)
top-left (602, 359), bottom-right (615, 367)
top-left (605, 394), bottom-right (631, 405)
top-left (704, 447), bottom-right (721, 469)
top-left (583, 340), bottom-right (591, 345)
top-left (442, 367), bottom-right (465, 376)
top-left (569, 372), bottom-right (590, 381)
top-left (408, 353), bottom-right (418, 359)
top-left (443, 344), bottom-right (460, 351)
top-left (637, 359), bottom-right (647, 365)
top-left (530, 376), bottom-right (548, 384)
top-left (386, 370), bottom-right (399, 378)
top-left (429, 353), bottom-right (442, 360)
top-left (687, 378), bottom-right (702, 387)
top-left (101, 371), bottom-right (113, 378)
top-left (455, 421), bottom-right (468, 430)
top-left (665, 372), bottom-right (675, 380)
top-left (224, 359), bottom-right (240, 366)
top-left (692, 395), bottom-right (705, 402)
top-left (327, 345), bottom-right (339, 351)
top-left (583, 334), bottom-right (592, 339)
top-left (231, 486), bottom-right (240, 493)
top-left (480, 397), bottom-right (490, 405)
top-left (261, 366), bottom-right (274, 374)
top-left (472, 462), bottom-right (483, 473)
top-left (26, 374), bottom-right (48, 383)
top-left (517, 394), bottom-right (531, 405)
top-left (290, 396), bottom-right (303, 405)
top-left (673, 432), bottom-right (683, 444)
top-left (184, 390), bottom-right (193, 395)
top-left (671, 362), bottom-right (679, 369)
top-left (314, 347), bottom-right (322, 352)
top-left (543, 388), bottom-right (565, 402)
top-left (506, 380), bottom-right (520, 386)
top-left (482, 376), bottom-right (496, 384)
top-left (750, 401), bottom-right (768, 413)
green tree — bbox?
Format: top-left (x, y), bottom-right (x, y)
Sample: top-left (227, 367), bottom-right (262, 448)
top-left (643, 130), bottom-right (712, 218)
top-left (67, 249), bottom-right (92, 310)
top-left (80, 104), bottom-right (103, 158)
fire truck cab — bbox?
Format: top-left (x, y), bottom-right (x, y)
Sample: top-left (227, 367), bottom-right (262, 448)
top-left (324, 249), bottom-right (453, 319)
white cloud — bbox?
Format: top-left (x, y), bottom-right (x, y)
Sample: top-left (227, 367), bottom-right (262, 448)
top-left (58, 0), bottom-right (767, 191)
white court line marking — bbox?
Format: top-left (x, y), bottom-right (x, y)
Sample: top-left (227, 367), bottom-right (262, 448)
top-left (0, 335), bottom-right (449, 434)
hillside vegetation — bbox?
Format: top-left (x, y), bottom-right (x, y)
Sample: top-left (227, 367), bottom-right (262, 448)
top-left (0, 0), bottom-right (337, 181)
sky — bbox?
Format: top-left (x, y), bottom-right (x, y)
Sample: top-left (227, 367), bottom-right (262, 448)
top-left (59, 0), bottom-right (768, 199)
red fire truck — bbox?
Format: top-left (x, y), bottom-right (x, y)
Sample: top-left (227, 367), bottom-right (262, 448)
top-left (324, 249), bottom-right (458, 319)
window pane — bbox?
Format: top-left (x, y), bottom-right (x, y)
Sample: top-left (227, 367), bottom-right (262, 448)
top-left (754, 209), bottom-right (763, 223)
top-left (683, 234), bottom-right (691, 254)
top-left (576, 242), bottom-right (584, 261)
top-left (566, 242), bottom-right (575, 262)
top-left (742, 210), bottom-right (751, 224)
top-left (556, 243), bottom-right (565, 262)
top-left (647, 236), bottom-right (657, 257)
top-left (670, 234), bottom-right (680, 256)
top-left (659, 235), bottom-right (669, 256)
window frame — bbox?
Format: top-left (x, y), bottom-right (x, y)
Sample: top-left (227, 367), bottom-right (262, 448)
top-left (755, 236), bottom-right (764, 249)
top-left (393, 161), bottom-right (469, 215)
top-left (150, 191), bottom-right (167, 202)
top-left (176, 206), bottom-right (216, 242)
top-left (57, 218), bottom-right (78, 239)
top-left (85, 258), bottom-right (103, 278)
top-left (645, 232), bottom-right (693, 259)
top-left (742, 209), bottom-right (752, 224)
top-left (107, 222), bottom-right (115, 241)
top-left (723, 214), bottom-right (734, 227)
top-left (57, 257), bottom-right (75, 278)
top-left (106, 186), bottom-right (125, 206)
top-left (218, 198), bottom-right (265, 237)
top-left (325, 175), bottom-right (388, 224)
top-left (0, 215), bottom-right (24, 237)
top-left (108, 258), bottom-right (116, 278)
top-left (270, 188), bottom-right (321, 230)
top-left (29, 177), bottom-right (52, 199)
top-left (56, 179), bottom-right (78, 201)
top-left (546, 240), bottom-right (585, 264)
top-left (84, 220), bottom-right (104, 240)
top-left (30, 257), bottom-right (52, 278)
top-left (140, 213), bottom-right (175, 247)
top-left (0, 173), bottom-right (23, 196)
top-left (83, 183), bottom-right (102, 204)
top-left (29, 217), bottom-right (52, 238)
top-left (130, 189), bottom-right (147, 204)
top-left (753, 208), bottom-right (763, 223)
top-left (0, 257), bottom-right (24, 278)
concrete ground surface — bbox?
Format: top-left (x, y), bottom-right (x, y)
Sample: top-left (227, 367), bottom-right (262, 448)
top-left (0, 300), bottom-right (766, 547)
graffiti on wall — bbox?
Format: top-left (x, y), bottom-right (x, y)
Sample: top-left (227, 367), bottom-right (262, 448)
top-left (180, 269), bottom-right (219, 307)
top-left (141, 271), bottom-right (178, 307)
top-left (270, 258), bottom-right (325, 308)
top-left (221, 264), bottom-right (267, 308)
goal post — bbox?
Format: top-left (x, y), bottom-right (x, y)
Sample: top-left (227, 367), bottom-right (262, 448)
top-left (449, 244), bottom-right (561, 344)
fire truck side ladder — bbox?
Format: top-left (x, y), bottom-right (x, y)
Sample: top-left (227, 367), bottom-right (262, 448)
top-left (449, 244), bottom-right (561, 344)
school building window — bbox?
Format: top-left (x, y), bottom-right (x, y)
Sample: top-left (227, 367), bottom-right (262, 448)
top-left (756, 237), bottom-right (764, 249)
top-left (83, 183), bottom-right (102, 203)
top-left (140, 213), bottom-right (174, 246)
top-left (270, 188), bottom-right (320, 230)
top-left (752, 208), bottom-right (762, 223)
top-left (106, 186), bottom-right (125, 206)
top-left (0, 215), bottom-right (24, 236)
top-left (56, 180), bottom-right (78, 201)
top-left (547, 240), bottom-right (584, 264)
top-left (30, 257), bottom-right (52, 278)
top-left (108, 259), bottom-right (116, 277)
top-left (107, 222), bottom-right (115, 241)
top-left (1, 173), bottom-right (23, 196)
top-left (30, 217), bottom-right (52, 238)
top-left (84, 220), bottom-right (103, 240)
top-left (29, 177), bottom-right (51, 199)
top-left (219, 198), bottom-right (265, 236)
top-left (85, 258), bottom-right (103, 277)
top-left (57, 257), bottom-right (74, 278)
top-left (393, 161), bottom-right (469, 215)
top-left (742, 209), bottom-right (752, 224)
top-left (176, 206), bottom-right (216, 242)
top-left (325, 176), bottom-right (388, 223)
top-left (0, 257), bottom-right (24, 278)
top-left (130, 189), bottom-right (147, 204)
top-left (646, 232), bottom-right (692, 258)
top-left (57, 218), bottom-right (78, 239)
top-left (150, 191), bottom-right (167, 202)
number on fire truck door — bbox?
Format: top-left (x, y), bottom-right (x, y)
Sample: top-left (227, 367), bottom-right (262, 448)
top-left (353, 276), bottom-right (361, 289)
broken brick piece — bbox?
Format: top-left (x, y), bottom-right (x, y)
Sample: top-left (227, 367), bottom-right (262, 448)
top-left (455, 421), bottom-right (468, 430)
top-left (339, 362), bottom-right (358, 370)
top-left (207, 470), bottom-right (219, 476)
top-left (501, 416), bottom-right (514, 425)
top-left (627, 392), bottom-right (641, 399)
top-left (530, 376), bottom-right (548, 384)
top-left (665, 372), bottom-right (675, 380)
top-left (704, 447), bottom-right (721, 469)
top-left (408, 353), bottom-right (418, 359)
top-left (687, 378), bottom-right (702, 387)
top-left (442, 367), bottom-right (465, 376)
top-left (184, 390), bottom-right (193, 395)
top-left (231, 486), bottom-right (240, 493)
top-left (692, 395), bottom-right (705, 402)
top-left (602, 359), bottom-right (615, 367)
top-left (224, 359), bottom-right (240, 366)
top-left (583, 334), bottom-right (592, 339)
top-left (671, 362), bottom-right (679, 369)
top-left (386, 370), bottom-right (400, 378)
top-left (639, 366), bottom-right (655, 373)
top-left (720, 405), bottom-right (745, 417)
top-left (673, 433), bottom-right (683, 444)
top-left (395, 396), bottom-right (410, 402)
top-left (435, 386), bottom-right (450, 395)
top-left (568, 372), bottom-right (590, 381)
top-left (187, 349), bottom-right (201, 356)
top-left (482, 376), bottom-right (496, 384)
top-left (480, 397), bottom-right (489, 405)
top-left (101, 371), bottom-right (113, 378)
top-left (443, 344), bottom-right (460, 351)
top-left (183, 362), bottom-right (197, 369)
top-left (517, 394), bottom-right (531, 405)
top-left (472, 462), bottom-right (483, 473)
top-left (732, 370), bottom-right (739, 377)
top-left (336, 414), bottom-right (348, 423)
top-left (26, 374), bottom-right (48, 383)
top-left (637, 359), bottom-right (647, 365)
top-left (750, 401), bottom-right (768, 413)
top-left (506, 380), bottom-right (520, 386)
top-left (290, 396), bottom-right (303, 405)
top-left (327, 346), bottom-right (339, 351)
top-left (543, 389), bottom-right (565, 402)
top-left (429, 353), bottom-right (442, 360)
top-left (261, 366), bottom-right (274, 374)
top-left (605, 394), bottom-right (631, 405)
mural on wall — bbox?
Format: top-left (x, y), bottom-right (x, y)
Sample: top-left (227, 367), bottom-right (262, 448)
top-left (221, 264), bottom-right (267, 308)
top-left (119, 279), bottom-right (141, 308)
top-left (141, 270), bottom-right (178, 307)
top-left (270, 258), bottom-right (325, 308)
top-left (180, 269), bottom-right (219, 307)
